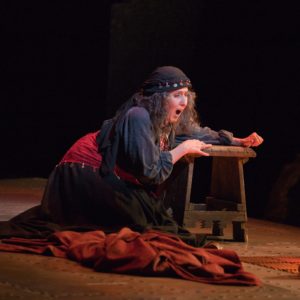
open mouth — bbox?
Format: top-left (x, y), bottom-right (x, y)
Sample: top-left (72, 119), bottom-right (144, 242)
top-left (175, 109), bottom-right (182, 116)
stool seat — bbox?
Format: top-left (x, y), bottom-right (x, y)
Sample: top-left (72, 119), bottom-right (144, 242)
top-left (203, 145), bottom-right (256, 158)
top-left (166, 145), bottom-right (256, 242)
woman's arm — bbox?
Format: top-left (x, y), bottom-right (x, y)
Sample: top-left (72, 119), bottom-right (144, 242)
top-left (175, 126), bottom-right (263, 147)
top-left (175, 125), bottom-right (235, 146)
top-left (116, 107), bottom-right (212, 184)
top-left (116, 107), bottom-right (173, 184)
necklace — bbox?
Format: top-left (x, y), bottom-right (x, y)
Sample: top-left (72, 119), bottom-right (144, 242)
top-left (160, 126), bottom-right (172, 150)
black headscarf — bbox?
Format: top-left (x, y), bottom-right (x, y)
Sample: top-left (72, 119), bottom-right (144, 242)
top-left (141, 66), bottom-right (192, 95)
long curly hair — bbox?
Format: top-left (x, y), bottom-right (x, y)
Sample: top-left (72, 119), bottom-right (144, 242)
top-left (113, 90), bottom-right (200, 143)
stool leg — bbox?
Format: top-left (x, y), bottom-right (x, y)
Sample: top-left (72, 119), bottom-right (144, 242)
top-left (210, 157), bottom-right (249, 242)
top-left (232, 221), bottom-right (248, 242)
top-left (212, 221), bottom-right (224, 236)
top-left (164, 160), bottom-right (194, 226)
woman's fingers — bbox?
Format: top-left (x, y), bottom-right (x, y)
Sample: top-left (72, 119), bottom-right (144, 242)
top-left (198, 150), bottom-right (210, 156)
top-left (201, 143), bottom-right (212, 149)
top-left (183, 140), bottom-right (212, 155)
top-left (193, 140), bottom-right (212, 155)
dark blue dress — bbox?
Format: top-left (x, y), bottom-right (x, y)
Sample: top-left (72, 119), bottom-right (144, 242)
top-left (0, 106), bottom-right (236, 241)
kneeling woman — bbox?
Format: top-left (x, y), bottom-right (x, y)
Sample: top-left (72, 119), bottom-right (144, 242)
top-left (0, 66), bottom-right (263, 242)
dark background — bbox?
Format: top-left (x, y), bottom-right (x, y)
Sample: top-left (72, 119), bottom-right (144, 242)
top-left (2, 1), bottom-right (300, 223)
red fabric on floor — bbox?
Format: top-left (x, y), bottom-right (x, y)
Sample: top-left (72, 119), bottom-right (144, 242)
top-left (0, 227), bottom-right (260, 285)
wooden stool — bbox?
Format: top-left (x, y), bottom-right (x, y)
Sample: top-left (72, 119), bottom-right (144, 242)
top-left (167, 146), bottom-right (256, 242)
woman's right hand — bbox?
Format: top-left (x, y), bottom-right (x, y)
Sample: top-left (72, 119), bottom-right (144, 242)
top-left (180, 139), bottom-right (212, 156)
top-left (170, 139), bottom-right (212, 164)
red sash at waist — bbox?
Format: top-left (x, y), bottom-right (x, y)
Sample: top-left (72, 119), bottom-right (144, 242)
top-left (59, 131), bottom-right (141, 186)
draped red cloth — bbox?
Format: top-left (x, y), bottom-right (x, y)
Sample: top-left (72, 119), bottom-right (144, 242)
top-left (0, 227), bottom-right (260, 286)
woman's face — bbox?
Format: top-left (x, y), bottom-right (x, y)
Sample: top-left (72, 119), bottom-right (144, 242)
top-left (165, 87), bottom-right (189, 124)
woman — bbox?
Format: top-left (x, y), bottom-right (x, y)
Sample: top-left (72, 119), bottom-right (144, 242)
top-left (0, 66), bottom-right (263, 242)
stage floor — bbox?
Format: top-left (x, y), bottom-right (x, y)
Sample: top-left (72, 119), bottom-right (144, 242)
top-left (1, 178), bottom-right (300, 300)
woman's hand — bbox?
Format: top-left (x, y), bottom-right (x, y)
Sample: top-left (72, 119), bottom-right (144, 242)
top-left (233, 132), bottom-right (264, 147)
top-left (180, 139), bottom-right (212, 156)
top-left (170, 139), bottom-right (212, 164)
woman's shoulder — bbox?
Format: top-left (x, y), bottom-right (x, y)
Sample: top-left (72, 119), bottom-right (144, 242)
top-left (125, 106), bottom-right (150, 120)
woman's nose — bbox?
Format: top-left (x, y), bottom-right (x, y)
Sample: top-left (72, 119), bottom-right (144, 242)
top-left (180, 96), bottom-right (188, 107)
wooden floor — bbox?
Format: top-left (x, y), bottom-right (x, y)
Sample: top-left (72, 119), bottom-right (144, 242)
top-left (0, 178), bottom-right (300, 300)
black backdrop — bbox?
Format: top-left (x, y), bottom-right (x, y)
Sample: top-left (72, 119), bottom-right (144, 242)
top-left (2, 1), bottom-right (300, 220)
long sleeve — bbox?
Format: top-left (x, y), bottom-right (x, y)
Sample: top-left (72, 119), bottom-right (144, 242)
top-left (174, 125), bottom-right (240, 146)
top-left (116, 107), bottom-right (173, 185)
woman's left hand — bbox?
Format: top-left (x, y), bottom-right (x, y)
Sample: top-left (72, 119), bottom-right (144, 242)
top-left (233, 132), bottom-right (264, 147)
